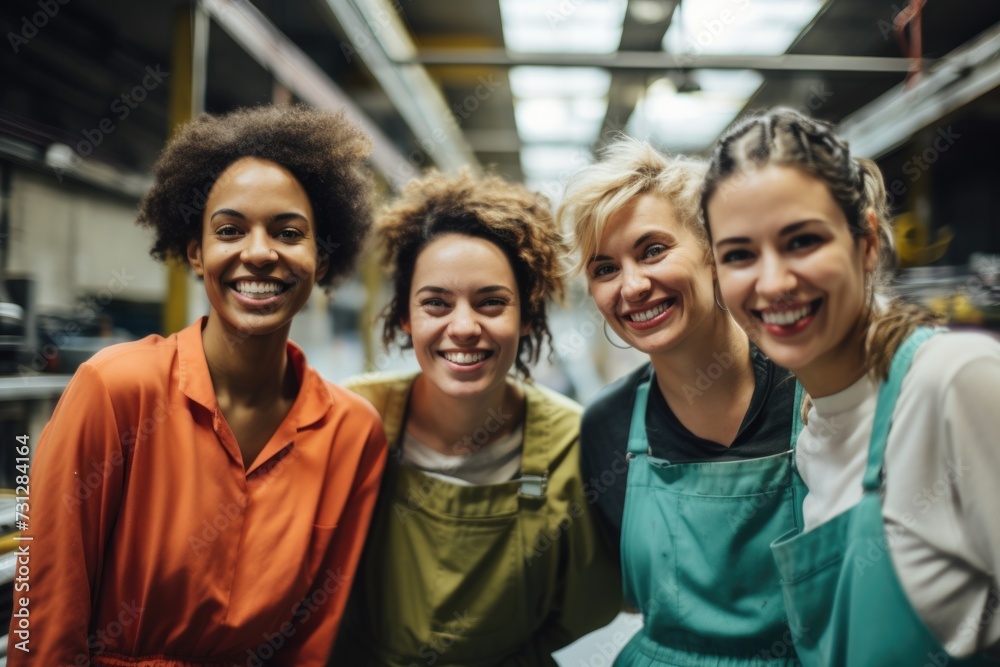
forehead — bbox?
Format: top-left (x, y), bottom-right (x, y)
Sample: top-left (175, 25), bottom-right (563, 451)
top-left (206, 157), bottom-right (310, 204)
top-left (411, 234), bottom-right (517, 288)
top-left (708, 164), bottom-right (842, 228)
top-left (599, 194), bottom-right (698, 249)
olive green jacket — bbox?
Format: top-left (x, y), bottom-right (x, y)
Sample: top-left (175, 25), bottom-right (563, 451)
top-left (331, 372), bottom-right (622, 666)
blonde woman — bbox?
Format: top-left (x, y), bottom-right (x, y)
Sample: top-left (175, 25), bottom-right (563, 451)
top-left (559, 140), bottom-right (803, 666)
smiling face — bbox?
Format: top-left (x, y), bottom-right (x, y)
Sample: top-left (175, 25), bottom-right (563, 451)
top-left (587, 194), bottom-right (716, 356)
top-left (402, 233), bottom-right (528, 400)
top-left (187, 157), bottom-right (327, 341)
top-left (707, 163), bottom-right (877, 394)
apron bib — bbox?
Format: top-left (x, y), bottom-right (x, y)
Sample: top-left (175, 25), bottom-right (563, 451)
top-left (338, 388), bottom-right (561, 666)
top-left (770, 328), bottom-right (990, 667)
top-left (617, 374), bottom-right (805, 666)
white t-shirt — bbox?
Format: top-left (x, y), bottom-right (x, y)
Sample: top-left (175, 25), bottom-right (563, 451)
top-left (401, 426), bottom-right (524, 486)
top-left (798, 331), bottom-right (1000, 657)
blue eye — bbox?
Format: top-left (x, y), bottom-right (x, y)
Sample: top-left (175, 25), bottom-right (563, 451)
top-left (644, 243), bottom-right (667, 259)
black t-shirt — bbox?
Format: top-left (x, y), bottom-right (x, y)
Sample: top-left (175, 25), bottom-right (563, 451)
top-left (579, 345), bottom-right (795, 560)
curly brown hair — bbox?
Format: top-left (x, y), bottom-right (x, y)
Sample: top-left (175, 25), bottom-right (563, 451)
top-left (376, 168), bottom-right (567, 378)
top-left (136, 104), bottom-right (373, 287)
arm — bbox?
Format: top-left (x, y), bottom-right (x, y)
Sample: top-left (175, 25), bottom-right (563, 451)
top-left (945, 352), bottom-right (1000, 597)
top-left (8, 364), bottom-right (126, 666)
top-left (270, 419), bottom-right (388, 667)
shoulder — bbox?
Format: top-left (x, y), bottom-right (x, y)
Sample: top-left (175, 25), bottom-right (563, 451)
top-left (342, 370), bottom-right (417, 414)
top-left (523, 380), bottom-right (583, 421)
top-left (583, 362), bottom-right (651, 426)
top-left (76, 332), bottom-right (177, 397)
top-left (325, 381), bottom-right (383, 425)
top-left (905, 330), bottom-right (1000, 395)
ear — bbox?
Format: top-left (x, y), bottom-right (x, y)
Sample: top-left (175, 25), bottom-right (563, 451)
top-left (400, 317), bottom-right (411, 335)
top-left (861, 209), bottom-right (879, 274)
top-left (187, 238), bottom-right (204, 277)
top-left (520, 321), bottom-right (531, 337)
top-left (315, 254), bottom-right (330, 284)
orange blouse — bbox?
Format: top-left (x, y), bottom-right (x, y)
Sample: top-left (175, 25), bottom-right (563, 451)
top-left (8, 318), bottom-right (387, 667)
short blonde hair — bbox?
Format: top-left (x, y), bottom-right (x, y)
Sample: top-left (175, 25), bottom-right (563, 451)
top-left (557, 138), bottom-right (707, 276)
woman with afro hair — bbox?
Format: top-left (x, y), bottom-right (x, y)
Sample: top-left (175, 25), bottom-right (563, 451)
top-left (329, 169), bottom-right (621, 666)
top-left (10, 105), bottom-right (387, 667)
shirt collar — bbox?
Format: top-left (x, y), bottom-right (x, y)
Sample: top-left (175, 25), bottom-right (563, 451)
top-left (177, 316), bottom-right (334, 431)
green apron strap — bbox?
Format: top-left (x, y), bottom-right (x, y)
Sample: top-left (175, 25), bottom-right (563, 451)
top-left (627, 376), bottom-right (652, 456)
top-left (519, 381), bottom-right (551, 499)
top-left (861, 327), bottom-right (937, 491)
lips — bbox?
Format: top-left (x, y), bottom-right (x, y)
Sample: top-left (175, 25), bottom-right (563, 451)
top-left (754, 298), bottom-right (822, 335)
top-left (622, 297), bottom-right (677, 330)
top-left (230, 279), bottom-right (293, 301)
top-left (439, 350), bottom-right (493, 366)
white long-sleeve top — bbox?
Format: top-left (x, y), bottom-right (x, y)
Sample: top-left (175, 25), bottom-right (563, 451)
top-left (797, 331), bottom-right (1000, 657)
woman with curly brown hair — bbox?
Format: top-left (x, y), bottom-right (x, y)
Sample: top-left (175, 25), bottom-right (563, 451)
top-left (329, 169), bottom-right (621, 666)
top-left (9, 105), bottom-right (387, 667)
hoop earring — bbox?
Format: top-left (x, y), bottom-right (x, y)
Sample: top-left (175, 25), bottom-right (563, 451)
top-left (603, 320), bottom-right (632, 350)
top-left (714, 282), bottom-right (729, 312)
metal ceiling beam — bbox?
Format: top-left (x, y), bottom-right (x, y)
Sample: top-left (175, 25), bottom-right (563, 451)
top-left (199, 0), bottom-right (417, 188)
top-left (407, 49), bottom-right (920, 73)
top-left (838, 21), bottom-right (1000, 159)
top-left (319, 0), bottom-right (479, 174)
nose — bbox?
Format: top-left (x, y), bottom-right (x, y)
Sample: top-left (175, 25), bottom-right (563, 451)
top-left (241, 228), bottom-right (279, 267)
top-left (447, 303), bottom-right (481, 341)
top-left (621, 263), bottom-right (651, 303)
top-left (757, 250), bottom-right (798, 300)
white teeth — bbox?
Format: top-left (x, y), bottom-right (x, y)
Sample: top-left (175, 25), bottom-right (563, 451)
top-left (629, 302), bottom-right (668, 323)
top-left (234, 280), bottom-right (284, 296)
top-left (443, 351), bottom-right (488, 365)
top-left (761, 304), bottom-right (811, 326)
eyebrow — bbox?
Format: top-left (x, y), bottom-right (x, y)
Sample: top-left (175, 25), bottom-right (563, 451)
top-left (587, 231), bottom-right (674, 265)
top-left (415, 285), bottom-right (516, 297)
top-left (209, 209), bottom-right (309, 223)
top-left (714, 220), bottom-right (814, 247)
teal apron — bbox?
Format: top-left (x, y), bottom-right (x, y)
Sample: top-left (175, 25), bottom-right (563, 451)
top-left (771, 328), bottom-right (990, 666)
top-left (617, 374), bottom-right (805, 666)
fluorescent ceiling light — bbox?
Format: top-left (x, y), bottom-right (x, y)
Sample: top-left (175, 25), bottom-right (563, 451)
top-left (515, 97), bottom-right (609, 144)
top-left (627, 69), bottom-right (764, 152)
top-left (520, 145), bottom-right (595, 198)
top-left (510, 67), bottom-right (612, 98)
top-left (663, 0), bottom-right (824, 56)
top-left (500, 0), bottom-right (628, 53)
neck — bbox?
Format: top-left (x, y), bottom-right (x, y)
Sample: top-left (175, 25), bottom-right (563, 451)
top-left (648, 311), bottom-right (753, 408)
top-left (406, 374), bottom-right (522, 455)
top-left (200, 314), bottom-right (294, 405)
top-left (796, 312), bottom-right (871, 399)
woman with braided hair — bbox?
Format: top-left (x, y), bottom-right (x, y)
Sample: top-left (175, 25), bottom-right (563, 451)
top-left (705, 107), bottom-right (1000, 665)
